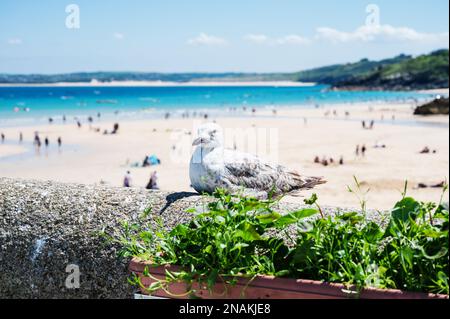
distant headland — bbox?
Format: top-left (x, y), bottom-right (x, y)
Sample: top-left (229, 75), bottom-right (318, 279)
top-left (0, 49), bottom-right (448, 91)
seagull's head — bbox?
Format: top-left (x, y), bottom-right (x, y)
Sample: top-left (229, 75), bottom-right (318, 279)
top-left (192, 123), bottom-right (224, 149)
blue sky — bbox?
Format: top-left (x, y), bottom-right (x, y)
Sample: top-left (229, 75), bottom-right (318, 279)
top-left (0, 0), bottom-right (448, 74)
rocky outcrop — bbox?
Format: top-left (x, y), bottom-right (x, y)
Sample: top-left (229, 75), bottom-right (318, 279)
top-left (414, 98), bottom-right (449, 115)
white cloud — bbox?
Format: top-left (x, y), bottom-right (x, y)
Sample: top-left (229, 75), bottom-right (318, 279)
top-left (244, 26), bottom-right (448, 47)
top-left (8, 38), bottom-right (22, 45)
top-left (113, 32), bottom-right (125, 40)
top-left (244, 34), bottom-right (310, 45)
top-left (244, 34), bottom-right (270, 44)
top-left (187, 33), bottom-right (227, 46)
top-left (316, 25), bottom-right (449, 44)
top-left (276, 34), bottom-right (310, 45)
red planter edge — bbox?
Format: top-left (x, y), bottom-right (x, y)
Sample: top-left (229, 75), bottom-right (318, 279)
top-left (129, 258), bottom-right (449, 300)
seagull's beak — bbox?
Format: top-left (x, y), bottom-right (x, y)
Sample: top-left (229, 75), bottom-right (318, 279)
top-left (192, 137), bottom-right (209, 146)
top-left (192, 137), bottom-right (202, 146)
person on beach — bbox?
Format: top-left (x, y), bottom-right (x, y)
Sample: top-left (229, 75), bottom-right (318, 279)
top-left (45, 137), bottom-right (49, 148)
top-left (123, 171), bottom-right (132, 188)
top-left (34, 132), bottom-right (39, 143)
top-left (339, 156), bottom-right (344, 165)
top-left (48, 117), bottom-right (54, 124)
top-left (142, 156), bottom-right (148, 167)
top-left (146, 171), bottom-right (159, 190)
top-left (19, 132), bottom-right (23, 143)
top-left (1, 133), bottom-right (4, 143)
top-left (34, 135), bottom-right (41, 154)
top-left (369, 120), bottom-right (374, 129)
top-left (314, 156), bottom-right (320, 164)
top-left (112, 123), bottom-right (119, 134)
top-left (77, 121), bottom-right (82, 128)
top-left (57, 137), bottom-right (62, 148)
top-left (361, 145), bottom-right (367, 157)
top-left (63, 115), bottom-right (66, 123)
top-left (355, 145), bottom-right (360, 157)
top-left (362, 121), bottom-right (366, 129)
top-left (374, 141), bottom-right (386, 149)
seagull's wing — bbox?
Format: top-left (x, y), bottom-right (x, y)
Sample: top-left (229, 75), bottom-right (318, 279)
top-left (222, 150), bottom-right (325, 196)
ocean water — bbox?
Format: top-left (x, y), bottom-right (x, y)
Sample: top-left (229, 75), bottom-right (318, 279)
top-left (0, 85), bottom-right (434, 126)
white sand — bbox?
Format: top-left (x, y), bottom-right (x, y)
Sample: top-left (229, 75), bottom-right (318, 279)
top-left (0, 102), bottom-right (448, 210)
top-left (0, 144), bottom-right (28, 158)
top-left (417, 88), bottom-right (449, 96)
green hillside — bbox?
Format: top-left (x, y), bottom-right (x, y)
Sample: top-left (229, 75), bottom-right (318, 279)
top-left (293, 54), bottom-right (411, 85)
top-left (0, 49), bottom-right (448, 90)
top-left (336, 49), bottom-right (449, 89)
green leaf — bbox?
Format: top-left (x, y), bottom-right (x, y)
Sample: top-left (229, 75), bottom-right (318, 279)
top-left (207, 269), bottom-right (219, 289)
top-left (230, 243), bottom-right (249, 252)
top-left (256, 212), bottom-right (282, 224)
top-left (234, 223), bottom-right (262, 241)
top-left (338, 212), bottom-right (364, 224)
top-left (274, 209), bottom-right (318, 228)
top-left (391, 197), bottom-right (421, 223)
top-left (274, 270), bottom-right (290, 277)
top-left (363, 222), bottom-right (383, 242)
top-left (304, 193), bottom-right (318, 205)
top-left (234, 229), bottom-right (261, 241)
top-left (416, 247), bottom-right (448, 260)
top-left (215, 215), bottom-right (226, 223)
top-left (400, 246), bottom-right (414, 269)
top-left (147, 281), bottom-right (163, 292)
top-left (203, 245), bottom-right (213, 254)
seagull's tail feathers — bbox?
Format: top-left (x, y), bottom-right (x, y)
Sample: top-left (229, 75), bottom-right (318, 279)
top-left (289, 171), bottom-right (327, 191)
top-left (301, 176), bottom-right (327, 190)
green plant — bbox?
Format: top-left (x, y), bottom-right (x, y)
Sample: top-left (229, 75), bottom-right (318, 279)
top-left (291, 184), bottom-right (449, 294)
top-left (111, 185), bottom-right (449, 297)
top-left (113, 189), bottom-right (318, 296)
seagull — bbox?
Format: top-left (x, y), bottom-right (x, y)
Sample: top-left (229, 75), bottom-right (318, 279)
top-left (189, 123), bottom-right (326, 199)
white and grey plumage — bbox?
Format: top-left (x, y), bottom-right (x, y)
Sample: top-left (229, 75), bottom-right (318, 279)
top-left (189, 123), bottom-right (326, 199)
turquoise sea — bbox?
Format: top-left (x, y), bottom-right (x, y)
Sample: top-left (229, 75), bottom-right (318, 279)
top-left (0, 85), bottom-right (434, 127)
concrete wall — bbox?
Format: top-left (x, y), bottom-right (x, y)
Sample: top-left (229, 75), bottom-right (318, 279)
top-left (0, 177), bottom-right (386, 299)
top-left (0, 178), bottom-right (206, 299)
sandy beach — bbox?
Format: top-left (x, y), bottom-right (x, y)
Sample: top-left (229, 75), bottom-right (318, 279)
top-left (1, 101), bottom-right (448, 210)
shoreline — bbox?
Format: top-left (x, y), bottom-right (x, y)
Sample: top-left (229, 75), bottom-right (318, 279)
top-left (0, 81), bottom-right (316, 88)
top-left (1, 99), bottom-right (447, 129)
top-left (1, 81), bottom-right (447, 96)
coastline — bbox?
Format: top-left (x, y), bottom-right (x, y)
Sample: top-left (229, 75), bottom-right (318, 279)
top-left (331, 86), bottom-right (449, 95)
top-left (0, 80), bottom-right (316, 87)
